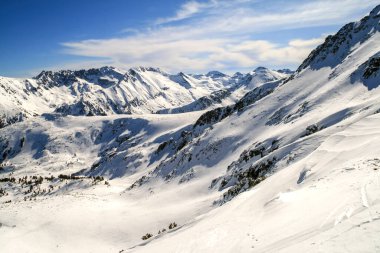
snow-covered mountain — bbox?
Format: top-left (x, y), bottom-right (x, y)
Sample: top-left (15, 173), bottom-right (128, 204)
top-left (156, 67), bottom-right (288, 114)
top-left (135, 3), bottom-right (380, 200)
top-left (1, 4), bottom-right (380, 253)
top-left (0, 66), bottom-right (288, 127)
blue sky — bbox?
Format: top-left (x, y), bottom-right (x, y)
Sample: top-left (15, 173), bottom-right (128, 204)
top-left (0, 0), bottom-right (378, 77)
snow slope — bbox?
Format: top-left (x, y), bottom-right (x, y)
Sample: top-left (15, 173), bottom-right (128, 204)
top-left (0, 4), bottom-right (380, 253)
top-left (132, 114), bottom-right (380, 253)
top-left (0, 112), bottom-right (221, 253)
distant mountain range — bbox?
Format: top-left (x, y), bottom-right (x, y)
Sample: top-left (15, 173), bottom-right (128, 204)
top-left (0, 66), bottom-right (290, 128)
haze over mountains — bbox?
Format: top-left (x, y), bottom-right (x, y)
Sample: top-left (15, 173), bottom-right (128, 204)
top-left (0, 4), bottom-right (380, 253)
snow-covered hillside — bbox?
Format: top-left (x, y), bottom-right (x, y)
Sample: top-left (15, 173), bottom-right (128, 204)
top-left (0, 4), bottom-right (380, 253)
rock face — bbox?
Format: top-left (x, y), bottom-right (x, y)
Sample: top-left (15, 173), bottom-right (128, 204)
top-left (351, 52), bottom-right (380, 90)
top-left (156, 89), bottom-right (232, 114)
top-left (297, 5), bottom-right (380, 72)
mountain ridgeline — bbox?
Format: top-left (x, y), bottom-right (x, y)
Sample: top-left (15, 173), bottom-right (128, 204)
top-left (0, 66), bottom-right (289, 128)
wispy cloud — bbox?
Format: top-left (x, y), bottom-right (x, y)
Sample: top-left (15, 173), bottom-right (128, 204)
top-left (155, 0), bottom-right (218, 24)
top-left (60, 0), bottom-right (379, 73)
top-left (62, 35), bottom-right (324, 73)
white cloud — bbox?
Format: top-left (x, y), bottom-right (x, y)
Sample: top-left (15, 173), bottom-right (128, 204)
top-left (59, 0), bottom-right (379, 73)
top-left (62, 36), bottom-right (324, 73)
top-left (119, 28), bottom-right (139, 34)
top-left (155, 0), bottom-right (218, 24)
top-left (229, 38), bottom-right (325, 65)
top-left (288, 38), bottom-right (325, 48)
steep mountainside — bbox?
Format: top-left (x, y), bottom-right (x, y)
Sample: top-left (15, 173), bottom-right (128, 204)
top-left (133, 4), bottom-right (380, 201)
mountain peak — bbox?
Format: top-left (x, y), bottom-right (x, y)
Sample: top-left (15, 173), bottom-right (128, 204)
top-left (130, 66), bottom-right (166, 74)
top-left (206, 71), bottom-right (228, 78)
top-left (98, 66), bottom-right (124, 74)
top-left (369, 4), bottom-right (380, 16)
top-left (232, 72), bottom-right (244, 78)
top-left (253, 66), bottom-right (268, 72)
top-left (297, 4), bottom-right (380, 72)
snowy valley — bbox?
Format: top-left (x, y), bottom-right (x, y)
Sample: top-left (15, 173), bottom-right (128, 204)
top-left (1, 4), bottom-right (380, 253)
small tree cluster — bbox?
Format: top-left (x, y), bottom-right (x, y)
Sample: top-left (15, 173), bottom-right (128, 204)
top-left (142, 222), bottom-right (179, 241)
top-left (58, 174), bottom-right (83, 180)
top-left (1, 173), bottom-right (110, 202)
top-left (93, 176), bottom-right (104, 182)
top-left (168, 222), bottom-right (177, 230)
top-left (33, 176), bottom-right (44, 184)
top-left (157, 228), bottom-right (166, 234)
top-left (0, 188), bottom-right (7, 197)
top-left (45, 175), bottom-right (55, 181)
top-left (0, 175), bottom-right (57, 201)
top-left (92, 176), bottom-right (104, 185)
top-left (141, 233), bottom-right (153, 240)
top-left (0, 177), bottom-right (16, 183)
